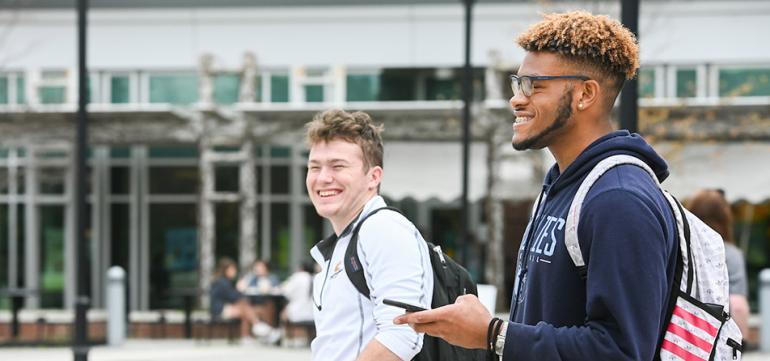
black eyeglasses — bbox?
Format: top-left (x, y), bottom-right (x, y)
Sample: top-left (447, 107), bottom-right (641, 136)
top-left (510, 74), bottom-right (591, 97)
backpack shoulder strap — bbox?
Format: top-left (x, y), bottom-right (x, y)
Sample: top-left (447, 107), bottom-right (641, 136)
top-left (345, 206), bottom-right (403, 299)
top-left (564, 155), bottom-right (660, 280)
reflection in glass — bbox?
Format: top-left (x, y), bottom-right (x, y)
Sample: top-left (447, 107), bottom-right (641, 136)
top-left (111, 204), bottom-right (130, 309)
top-left (111, 76), bottom-right (130, 104)
top-left (149, 204), bottom-right (198, 309)
top-left (215, 203), bottom-right (240, 263)
top-left (39, 168), bottom-right (66, 195)
top-left (271, 75), bottom-right (289, 103)
top-left (111, 166), bottom-right (130, 195)
top-left (270, 165), bottom-right (290, 195)
top-left (270, 203), bottom-right (290, 275)
top-left (149, 73), bottom-right (198, 105)
top-left (40, 206), bottom-right (65, 308)
top-left (215, 166), bottom-right (239, 193)
top-left (719, 68), bottom-right (770, 97)
top-left (676, 69), bottom-right (697, 98)
top-left (149, 167), bottom-right (198, 194)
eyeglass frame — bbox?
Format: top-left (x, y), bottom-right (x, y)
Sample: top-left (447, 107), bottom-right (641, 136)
top-left (510, 74), bottom-right (591, 97)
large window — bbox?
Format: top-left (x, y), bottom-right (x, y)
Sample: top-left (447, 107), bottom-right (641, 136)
top-left (149, 73), bottom-right (198, 104)
top-left (638, 68), bottom-right (656, 98)
top-left (17, 76), bottom-right (25, 104)
top-left (270, 203), bottom-right (290, 275)
top-left (215, 203), bottom-right (240, 265)
top-left (214, 74), bottom-right (240, 105)
top-left (39, 205), bottom-right (65, 308)
top-left (378, 68), bottom-right (485, 101)
top-left (149, 204), bottom-right (198, 309)
top-left (347, 74), bottom-right (380, 101)
top-left (734, 201), bottom-right (770, 311)
top-left (719, 68), bottom-right (770, 97)
top-left (271, 75), bottom-right (290, 103)
top-left (110, 75), bottom-right (130, 104)
top-left (149, 167), bottom-right (198, 194)
top-left (0, 76), bottom-right (7, 104)
top-left (1, 74), bottom-right (26, 105)
top-left (305, 85), bottom-right (324, 103)
top-left (676, 69), bottom-right (697, 98)
top-left (39, 71), bottom-right (67, 104)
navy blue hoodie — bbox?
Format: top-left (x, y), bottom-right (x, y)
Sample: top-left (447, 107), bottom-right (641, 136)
top-left (502, 131), bottom-right (678, 361)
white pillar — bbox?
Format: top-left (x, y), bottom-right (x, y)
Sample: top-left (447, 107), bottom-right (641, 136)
top-left (106, 266), bottom-right (126, 346)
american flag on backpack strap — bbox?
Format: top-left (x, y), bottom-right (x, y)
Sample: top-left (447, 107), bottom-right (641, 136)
top-left (659, 296), bottom-right (721, 361)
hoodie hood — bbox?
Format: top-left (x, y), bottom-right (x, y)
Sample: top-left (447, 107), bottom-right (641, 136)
top-left (544, 130), bottom-right (669, 195)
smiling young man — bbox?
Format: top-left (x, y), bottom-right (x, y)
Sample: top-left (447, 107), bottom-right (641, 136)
top-left (305, 109), bottom-right (433, 361)
top-left (395, 11), bottom-right (679, 360)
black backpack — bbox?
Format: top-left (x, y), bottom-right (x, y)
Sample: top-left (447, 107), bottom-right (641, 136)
top-left (344, 207), bottom-right (489, 361)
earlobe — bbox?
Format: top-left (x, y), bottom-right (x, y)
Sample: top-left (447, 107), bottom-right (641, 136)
top-left (578, 80), bottom-right (600, 110)
top-left (369, 166), bottom-right (383, 189)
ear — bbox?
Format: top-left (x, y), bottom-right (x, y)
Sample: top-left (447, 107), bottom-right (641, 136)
top-left (368, 166), bottom-right (383, 190)
top-left (575, 79), bottom-right (601, 111)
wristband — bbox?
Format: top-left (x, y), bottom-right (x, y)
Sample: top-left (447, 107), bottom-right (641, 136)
top-left (486, 317), bottom-right (502, 351)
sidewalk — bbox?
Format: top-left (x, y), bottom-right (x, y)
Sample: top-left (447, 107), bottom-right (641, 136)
top-left (0, 339), bottom-right (311, 361)
top-left (0, 339), bottom-right (766, 360)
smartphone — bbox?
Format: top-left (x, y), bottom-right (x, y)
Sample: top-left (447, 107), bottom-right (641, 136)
top-left (383, 298), bottom-right (427, 313)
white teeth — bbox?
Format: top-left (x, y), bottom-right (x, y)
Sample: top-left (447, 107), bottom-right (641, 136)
top-left (515, 117), bottom-right (530, 124)
top-left (319, 190), bottom-right (339, 197)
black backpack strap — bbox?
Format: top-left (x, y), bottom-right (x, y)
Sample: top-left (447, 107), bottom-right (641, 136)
top-left (344, 206), bottom-right (403, 299)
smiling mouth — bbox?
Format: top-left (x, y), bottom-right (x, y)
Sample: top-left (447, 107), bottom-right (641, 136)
top-left (318, 190), bottom-right (341, 198)
top-left (514, 116), bottom-right (532, 125)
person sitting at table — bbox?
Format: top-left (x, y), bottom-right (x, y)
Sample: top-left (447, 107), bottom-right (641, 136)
top-left (237, 259), bottom-right (280, 294)
top-left (210, 257), bottom-right (280, 344)
top-left (237, 259), bottom-right (281, 327)
top-left (280, 260), bottom-right (316, 347)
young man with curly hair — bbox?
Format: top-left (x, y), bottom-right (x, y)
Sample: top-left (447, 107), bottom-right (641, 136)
top-left (396, 11), bottom-right (678, 360)
top-left (306, 109), bottom-right (433, 361)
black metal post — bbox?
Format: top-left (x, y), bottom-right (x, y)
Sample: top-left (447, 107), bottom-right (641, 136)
top-left (460, 0), bottom-right (474, 266)
top-left (74, 0), bottom-right (90, 360)
top-left (183, 295), bottom-right (193, 339)
top-left (620, 0), bottom-right (639, 133)
top-left (10, 294), bottom-right (23, 339)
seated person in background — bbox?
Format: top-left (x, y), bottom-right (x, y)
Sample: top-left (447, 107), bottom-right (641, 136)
top-left (210, 257), bottom-right (280, 343)
top-left (280, 260), bottom-right (316, 347)
top-left (237, 259), bottom-right (281, 327)
top-left (687, 189), bottom-right (751, 342)
top-left (237, 259), bottom-right (280, 294)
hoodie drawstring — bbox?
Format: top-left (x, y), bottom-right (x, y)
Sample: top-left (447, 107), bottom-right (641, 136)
top-left (511, 186), bottom-right (548, 320)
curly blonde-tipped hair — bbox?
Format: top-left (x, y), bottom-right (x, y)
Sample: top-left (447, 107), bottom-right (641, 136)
top-left (305, 109), bottom-right (384, 171)
top-left (517, 10), bottom-right (639, 96)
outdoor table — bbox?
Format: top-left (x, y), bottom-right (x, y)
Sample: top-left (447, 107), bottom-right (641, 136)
top-left (243, 289), bottom-right (286, 328)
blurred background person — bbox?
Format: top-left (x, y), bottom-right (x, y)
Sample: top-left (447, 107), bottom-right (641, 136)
top-left (687, 189), bottom-right (750, 341)
top-left (237, 259), bottom-right (280, 294)
top-left (210, 257), bottom-right (279, 343)
top-left (237, 259), bottom-right (281, 327)
top-left (280, 260), bottom-right (316, 347)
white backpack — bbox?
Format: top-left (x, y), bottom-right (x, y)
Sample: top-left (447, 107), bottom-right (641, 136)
top-left (565, 155), bottom-right (743, 361)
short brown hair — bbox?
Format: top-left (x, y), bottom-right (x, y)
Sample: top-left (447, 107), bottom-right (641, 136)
top-left (517, 10), bottom-right (639, 104)
top-left (215, 257), bottom-right (236, 278)
top-left (305, 109), bottom-right (384, 171)
top-left (687, 189), bottom-right (734, 244)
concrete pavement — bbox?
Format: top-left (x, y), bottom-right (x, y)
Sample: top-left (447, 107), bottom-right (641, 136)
top-left (0, 339), bottom-right (767, 360)
top-left (0, 339), bottom-right (311, 361)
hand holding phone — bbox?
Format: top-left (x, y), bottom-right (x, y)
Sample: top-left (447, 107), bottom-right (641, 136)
top-left (383, 298), bottom-right (427, 313)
